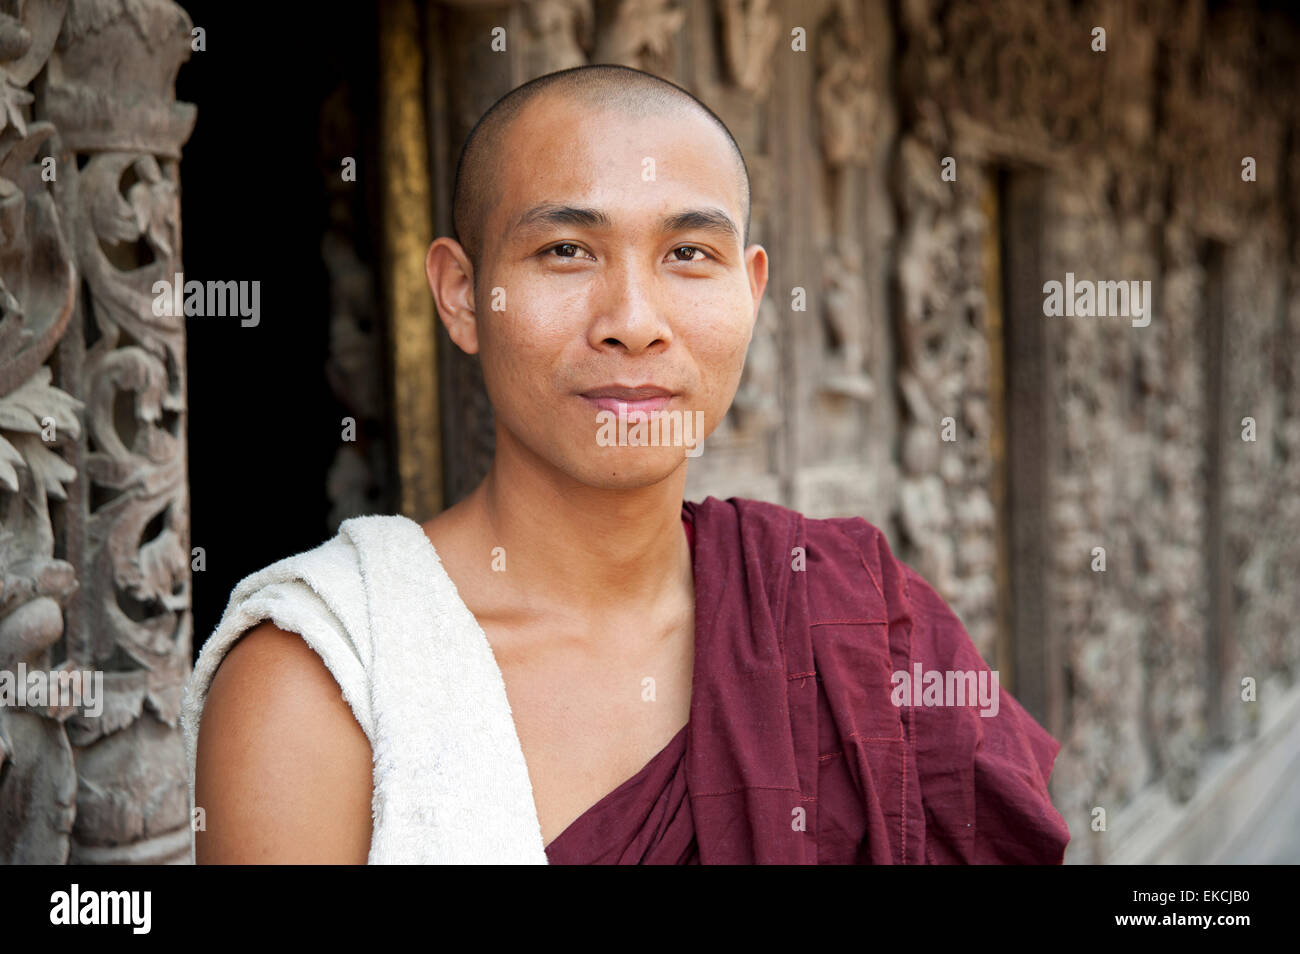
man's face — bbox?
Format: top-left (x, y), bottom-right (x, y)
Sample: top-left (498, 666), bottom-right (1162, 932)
top-left (462, 93), bottom-right (768, 490)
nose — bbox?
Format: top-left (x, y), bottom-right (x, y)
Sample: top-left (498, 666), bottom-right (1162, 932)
top-left (586, 257), bottom-right (672, 355)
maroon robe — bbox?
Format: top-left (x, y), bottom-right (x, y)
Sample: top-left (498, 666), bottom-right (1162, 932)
top-left (544, 496), bottom-right (1070, 864)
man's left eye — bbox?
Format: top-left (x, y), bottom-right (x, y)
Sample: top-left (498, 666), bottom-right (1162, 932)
top-left (671, 245), bottom-right (712, 262)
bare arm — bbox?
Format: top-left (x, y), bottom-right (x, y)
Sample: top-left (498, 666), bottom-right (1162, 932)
top-left (194, 621), bottom-right (374, 863)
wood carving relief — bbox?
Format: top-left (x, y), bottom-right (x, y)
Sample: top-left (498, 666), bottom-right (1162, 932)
top-left (0, 0), bottom-right (195, 863)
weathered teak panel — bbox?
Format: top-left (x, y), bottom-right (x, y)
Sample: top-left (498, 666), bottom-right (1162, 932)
top-left (417, 0), bottom-right (1300, 865)
top-left (1, 0), bottom-right (196, 863)
top-left (894, 0), bottom-right (1300, 862)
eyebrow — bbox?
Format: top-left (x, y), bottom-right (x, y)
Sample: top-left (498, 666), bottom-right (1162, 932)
top-left (510, 202), bottom-right (740, 243)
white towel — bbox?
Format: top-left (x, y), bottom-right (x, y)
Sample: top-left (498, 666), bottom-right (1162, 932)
top-left (180, 513), bottom-right (548, 864)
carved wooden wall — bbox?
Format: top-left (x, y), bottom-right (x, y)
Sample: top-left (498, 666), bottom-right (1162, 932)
top-left (895, 0), bottom-right (1298, 862)
top-left (423, 0), bottom-right (1300, 864)
top-left (0, 0), bottom-right (195, 863)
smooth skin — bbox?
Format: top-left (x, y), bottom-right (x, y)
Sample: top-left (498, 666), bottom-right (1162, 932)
top-left (194, 621), bottom-right (373, 863)
top-left (194, 89), bottom-right (768, 861)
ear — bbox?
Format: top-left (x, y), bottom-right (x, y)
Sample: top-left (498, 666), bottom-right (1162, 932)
top-left (425, 237), bottom-right (479, 355)
top-left (744, 243), bottom-right (769, 339)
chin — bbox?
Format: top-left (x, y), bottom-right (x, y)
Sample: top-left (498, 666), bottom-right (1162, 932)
top-left (567, 447), bottom-right (693, 491)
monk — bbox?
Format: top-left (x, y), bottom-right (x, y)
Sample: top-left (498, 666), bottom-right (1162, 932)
top-left (194, 64), bottom-right (1069, 864)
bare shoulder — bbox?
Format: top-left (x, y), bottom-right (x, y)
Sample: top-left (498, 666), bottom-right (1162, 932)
top-left (194, 619), bottom-right (373, 864)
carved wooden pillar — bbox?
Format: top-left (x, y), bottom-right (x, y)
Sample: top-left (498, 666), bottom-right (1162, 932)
top-left (0, 0), bottom-right (80, 864)
top-left (0, 0), bottom-right (196, 864)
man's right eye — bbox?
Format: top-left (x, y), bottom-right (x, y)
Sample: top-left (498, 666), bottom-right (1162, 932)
top-left (544, 243), bottom-right (592, 260)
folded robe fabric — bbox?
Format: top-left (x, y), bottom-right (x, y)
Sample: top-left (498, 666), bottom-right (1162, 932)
top-left (182, 496), bottom-right (1070, 864)
top-left (690, 497), bottom-right (1069, 862)
top-left (547, 497), bottom-right (1070, 863)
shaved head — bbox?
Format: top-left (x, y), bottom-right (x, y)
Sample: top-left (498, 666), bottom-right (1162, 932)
top-left (425, 63), bottom-right (770, 497)
top-left (451, 64), bottom-right (752, 276)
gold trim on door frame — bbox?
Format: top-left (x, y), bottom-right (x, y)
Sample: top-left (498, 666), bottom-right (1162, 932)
top-left (379, 0), bottom-right (442, 519)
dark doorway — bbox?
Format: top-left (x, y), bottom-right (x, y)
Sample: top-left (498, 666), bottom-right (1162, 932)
top-left (178, 4), bottom-right (380, 661)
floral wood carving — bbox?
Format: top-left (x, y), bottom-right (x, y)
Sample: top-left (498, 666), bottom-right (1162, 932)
top-left (1, 0), bottom-right (195, 864)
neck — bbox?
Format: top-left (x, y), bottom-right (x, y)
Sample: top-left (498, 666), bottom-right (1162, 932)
top-left (469, 429), bottom-right (692, 615)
